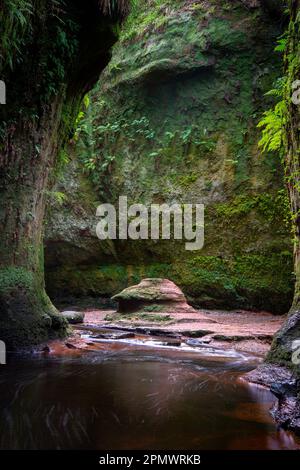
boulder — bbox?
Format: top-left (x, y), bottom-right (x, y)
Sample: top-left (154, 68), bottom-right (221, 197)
top-left (61, 310), bottom-right (85, 324)
top-left (112, 278), bottom-right (196, 314)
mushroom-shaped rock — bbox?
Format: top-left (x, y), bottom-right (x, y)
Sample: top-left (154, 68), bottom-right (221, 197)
top-left (112, 278), bottom-right (196, 314)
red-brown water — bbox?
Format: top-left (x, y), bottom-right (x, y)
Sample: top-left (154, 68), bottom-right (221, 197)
top-left (0, 342), bottom-right (299, 450)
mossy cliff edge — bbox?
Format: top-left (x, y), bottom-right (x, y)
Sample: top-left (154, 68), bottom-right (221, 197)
top-left (266, 0), bottom-right (300, 367)
top-left (0, 0), bottom-right (129, 348)
top-left (46, 0), bottom-right (293, 313)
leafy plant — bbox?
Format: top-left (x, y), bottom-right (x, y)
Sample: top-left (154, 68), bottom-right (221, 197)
top-left (45, 190), bottom-right (67, 206)
top-left (257, 99), bottom-right (287, 153)
top-left (0, 0), bottom-right (33, 70)
top-left (257, 42), bottom-right (288, 155)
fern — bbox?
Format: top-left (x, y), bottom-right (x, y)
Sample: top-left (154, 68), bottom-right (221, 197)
top-left (257, 72), bottom-right (287, 153)
top-left (274, 36), bottom-right (288, 53)
top-left (257, 28), bottom-right (290, 155)
top-left (258, 100), bottom-right (287, 153)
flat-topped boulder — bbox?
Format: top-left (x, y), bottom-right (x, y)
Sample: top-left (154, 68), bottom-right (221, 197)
top-left (112, 278), bottom-right (196, 314)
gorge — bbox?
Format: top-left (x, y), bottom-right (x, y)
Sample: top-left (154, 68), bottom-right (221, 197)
top-left (0, 0), bottom-right (300, 451)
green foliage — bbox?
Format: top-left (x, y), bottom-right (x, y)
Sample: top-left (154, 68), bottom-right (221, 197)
top-left (41, 13), bottom-right (81, 101)
top-left (46, 190), bottom-right (67, 206)
top-left (257, 76), bottom-right (287, 153)
top-left (274, 37), bottom-right (287, 52)
top-left (76, 93), bottom-right (216, 192)
top-left (257, 14), bottom-right (300, 254)
top-left (257, 30), bottom-right (291, 155)
top-left (0, 0), bottom-right (130, 100)
top-left (119, 0), bottom-right (179, 42)
top-left (0, 0), bottom-right (33, 70)
top-left (64, 0), bottom-right (293, 315)
top-left (274, 31), bottom-right (288, 53)
top-left (258, 100), bottom-right (287, 153)
top-left (53, 148), bottom-right (71, 178)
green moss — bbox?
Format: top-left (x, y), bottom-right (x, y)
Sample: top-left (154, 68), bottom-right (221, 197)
top-left (143, 304), bottom-right (163, 312)
top-left (206, 18), bottom-right (247, 50)
top-left (0, 267), bottom-right (34, 293)
top-left (0, 267), bottom-right (69, 349)
top-left (177, 173), bottom-right (199, 188)
top-left (176, 254), bottom-right (293, 312)
top-left (135, 313), bottom-right (171, 322)
top-left (45, 0), bottom-right (293, 314)
top-left (105, 311), bottom-right (172, 322)
top-left (215, 190), bottom-right (291, 224)
top-left (47, 251), bottom-right (293, 313)
top-left (266, 343), bottom-right (293, 366)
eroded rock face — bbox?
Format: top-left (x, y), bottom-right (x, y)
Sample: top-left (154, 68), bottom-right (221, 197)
top-left (45, 0), bottom-right (293, 313)
top-left (112, 278), bottom-right (196, 314)
top-left (271, 397), bottom-right (300, 435)
top-left (244, 363), bottom-right (300, 435)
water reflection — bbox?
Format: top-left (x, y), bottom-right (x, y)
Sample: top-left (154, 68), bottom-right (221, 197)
top-left (0, 345), bottom-right (299, 450)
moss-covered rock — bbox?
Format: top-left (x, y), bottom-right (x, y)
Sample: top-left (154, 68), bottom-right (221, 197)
top-left (0, 0), bottom-right (130, 349)
top-left (112, 278), bottom-right (196, 313)
top-left (0, 267), bottom-right (69, 349)
top-left (46, 0), bottom-right (294, 313)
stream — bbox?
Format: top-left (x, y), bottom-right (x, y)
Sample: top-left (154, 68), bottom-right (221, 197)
top-left (0, 331), bottom-right (299, 450)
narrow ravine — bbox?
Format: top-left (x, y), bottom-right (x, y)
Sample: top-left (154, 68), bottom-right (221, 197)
top-left (1, 0), bottom-right (300, 452)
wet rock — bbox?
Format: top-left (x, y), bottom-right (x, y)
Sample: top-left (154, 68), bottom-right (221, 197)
top-left (213, 333), bottom-right (272, 342)
top-left (136, 328), bottom-right (152, 336)
top-left (61, 311), bottom-right (85, 324)
top-left (135, 327), bottom-right (181, 338)
top-left (213, 334), bottom-right (250, 342)
top-left (271, 397), bottom-right (300, 435)
top-left (164, 340), bottom-right (182, 347)
top-left (245, 363), bottom-right (300, 435)
top-left (65, 342), bottom-right (78, 349)
top-left (186, 338), bottom-right (212, 347)
top-left (117, 332), bottom-right (135, 339)
top-left (91, 333), bottom-right (107, 339)
top-left (92, 332), bottom-right (135, 340)
top-left (244, 363), bottom-right (294, 388)
top-left (181, 330), bottom-right (214, 338)
top-left (270, 382), bottom-right (299, 399)
top-left (112, 278), bottom-right (197, 314)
